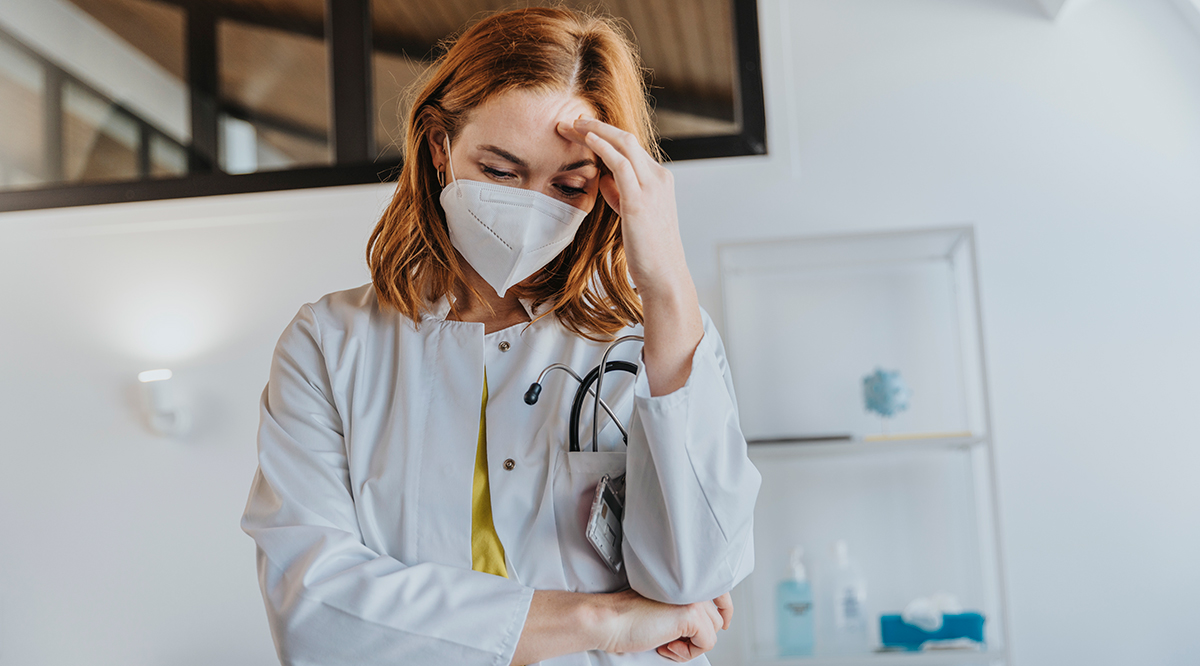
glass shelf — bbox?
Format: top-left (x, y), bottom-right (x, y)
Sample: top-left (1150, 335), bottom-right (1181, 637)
top-left (719, 226), bottom-right (990, 442)
top-left (747, 435), bottom-right (987, 459)
top-left (746, 648), bottom-right (1007, 666)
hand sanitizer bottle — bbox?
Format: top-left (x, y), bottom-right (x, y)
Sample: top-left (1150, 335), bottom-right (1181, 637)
top-left (776, 546), bottom-right (815, 656)
top-left (829, 539), bottom-right (869, 654)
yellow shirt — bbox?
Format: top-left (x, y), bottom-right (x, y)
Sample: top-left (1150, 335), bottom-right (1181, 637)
top-left (471, 370), bottom-right (508, 578)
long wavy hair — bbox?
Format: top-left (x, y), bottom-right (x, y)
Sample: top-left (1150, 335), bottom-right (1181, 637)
top-left (366, 6), bottom-right (660, 341)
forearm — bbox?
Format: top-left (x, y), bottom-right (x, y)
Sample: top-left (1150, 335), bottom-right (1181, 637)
top-left (640, 271), bottom-right (703, 397)
top-left (513, 588), bottom-right (725, 664)
top-left (510, 590), bottom-right (605, 665)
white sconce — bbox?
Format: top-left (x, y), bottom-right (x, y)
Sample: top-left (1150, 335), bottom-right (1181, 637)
top-left (138, 369), bottom-right (189, 436)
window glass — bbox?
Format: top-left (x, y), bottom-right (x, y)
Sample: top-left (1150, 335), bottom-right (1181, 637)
top-left (63, 81), bottom-right (140, 183)
top-left (66, 0), bottom-right (186, 79)
top-left (369, 0), bottom-right (742, 158)
top-left (0, 0), bottom-right (186, 193)
top-left (217, 19), bottom-right (332, 172)
top-left (613, 0), bottom-right (739, 139)
top-left (372, 50), bottom-right (423, 160)
top-left (0, 35), bottom-right (45, 188)
top-left (149, 132), bottom-right (187, 177)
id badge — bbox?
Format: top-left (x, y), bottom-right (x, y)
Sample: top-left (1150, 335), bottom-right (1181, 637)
top-left (586, 472), bottom-right (626, 573)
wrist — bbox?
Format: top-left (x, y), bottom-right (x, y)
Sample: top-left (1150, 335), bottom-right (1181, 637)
top-left (582, 591), bottom-right (622, 653)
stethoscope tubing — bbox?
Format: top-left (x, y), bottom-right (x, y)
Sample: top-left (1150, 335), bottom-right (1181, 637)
top-left (591, 336), bottom-right (644, 452)
top-left (532, 363), bottom-right (627, 441)
top-left (524, 335), bottom-right (646, 452)
top-left (569, 360), bottom-right (639, 452)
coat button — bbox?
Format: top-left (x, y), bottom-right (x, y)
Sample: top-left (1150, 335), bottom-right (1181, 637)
top-left (503, 458), bottom-right (515, 471)
top-left (498, 341), bottom-right (510, 352)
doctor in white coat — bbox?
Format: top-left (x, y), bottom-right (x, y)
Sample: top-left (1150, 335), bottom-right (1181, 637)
top-left (241, 7), bottom-right (761, 665)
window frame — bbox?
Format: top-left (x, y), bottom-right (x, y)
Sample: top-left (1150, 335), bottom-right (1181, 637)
top-left (0, 0), bottom-right (766, 213)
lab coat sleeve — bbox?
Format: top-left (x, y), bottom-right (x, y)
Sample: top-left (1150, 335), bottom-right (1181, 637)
top-left (622, 307), bottom-right (762, 605)
top-left (241, 304), bottom-right (534, 666)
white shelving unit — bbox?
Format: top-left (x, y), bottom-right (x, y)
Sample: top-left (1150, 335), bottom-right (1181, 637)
top-left (717, 227), bottom-right (1011, 666)
top-left (744, 648), bottom-right (1009, 666)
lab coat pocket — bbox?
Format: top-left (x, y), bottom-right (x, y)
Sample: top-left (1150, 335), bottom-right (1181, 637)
top-left (552, 450), bottom-right (629, 593)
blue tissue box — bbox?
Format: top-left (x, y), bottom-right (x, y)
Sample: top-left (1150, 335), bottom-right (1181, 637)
top-left (879, 612), bottom-right (985, 651)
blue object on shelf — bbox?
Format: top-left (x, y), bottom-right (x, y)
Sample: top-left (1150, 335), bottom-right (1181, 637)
top-left (879, 612), bottom-right (985, 651)
top-left (862, 368), bottom-right (911, 417)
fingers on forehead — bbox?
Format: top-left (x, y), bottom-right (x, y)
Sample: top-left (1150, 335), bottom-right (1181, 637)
top-left (556, 121), bottom-right (586, 142)
top-left (576, 117), bottom-right (638, 144)
top-left (587, 133), bottom-right (637, 181)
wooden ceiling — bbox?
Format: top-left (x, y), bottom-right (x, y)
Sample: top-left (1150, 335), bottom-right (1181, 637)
top-left (144, 0), bottom-right (737, 106)
top-left (67, 0), bottom-right (186, 79)
top-left (64, 0), bottom-right (739, 163)
top-left (371, 0), bottom-right (736, 109)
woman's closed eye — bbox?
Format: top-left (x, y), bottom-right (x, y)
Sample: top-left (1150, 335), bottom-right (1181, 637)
top-left (482, 165), bottom-right (587, 199)
top-left (481, 165), bottom-right (517, 181)
top-left (555, 184), bottom-right (587, 198)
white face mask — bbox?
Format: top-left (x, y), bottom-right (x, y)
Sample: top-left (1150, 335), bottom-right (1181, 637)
top-left (439, 135), bottom-right (590, 298)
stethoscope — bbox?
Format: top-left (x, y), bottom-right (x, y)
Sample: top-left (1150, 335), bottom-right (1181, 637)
top-left (524, 335), bottom-right (645, 452)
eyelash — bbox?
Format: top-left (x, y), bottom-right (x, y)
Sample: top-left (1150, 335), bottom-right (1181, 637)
top-left (481, 166), bottom-right (587, 198)
top-left (481, 166), bottom-right (514, 180)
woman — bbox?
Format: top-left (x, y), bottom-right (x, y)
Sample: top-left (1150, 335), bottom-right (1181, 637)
top-left (241, 7), bottom-right (761, 665)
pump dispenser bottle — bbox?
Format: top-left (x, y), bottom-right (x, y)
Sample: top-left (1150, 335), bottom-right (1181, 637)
top-left (775, 546), bottom-right (815, 656)
top-left (829, 539), bottom-right (869, 654)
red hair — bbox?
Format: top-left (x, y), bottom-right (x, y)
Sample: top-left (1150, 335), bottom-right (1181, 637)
top-left (366, 6), bottom-right (660, 340)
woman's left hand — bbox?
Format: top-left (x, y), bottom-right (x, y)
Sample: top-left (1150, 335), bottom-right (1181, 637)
top-left (556, 117), bottom-right (691, 301)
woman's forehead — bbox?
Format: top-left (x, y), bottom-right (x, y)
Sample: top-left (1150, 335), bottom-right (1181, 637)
top-left (459, 89), bottom-right (597, 165)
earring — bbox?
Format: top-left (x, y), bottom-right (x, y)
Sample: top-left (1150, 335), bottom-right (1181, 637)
top-left (437, 168), bottom-right (445, 187)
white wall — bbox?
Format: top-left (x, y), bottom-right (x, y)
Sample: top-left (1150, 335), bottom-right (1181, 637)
top-left (0, 187), bottom-right (389, 665)
top-left (2, 0), bottom-right (1199, 664)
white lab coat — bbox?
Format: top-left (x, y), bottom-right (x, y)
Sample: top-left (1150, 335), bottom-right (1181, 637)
top-left (241, 283), bottom-right (761, 666)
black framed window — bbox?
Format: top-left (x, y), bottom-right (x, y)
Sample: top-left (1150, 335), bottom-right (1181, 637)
top-left (0, 0), bottom-right (765, 212)
top-left (0, 0), bottom-right (189, 192)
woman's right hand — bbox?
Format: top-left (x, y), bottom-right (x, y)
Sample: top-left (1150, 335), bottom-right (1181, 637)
top-left (512, 588), bottom-right (732, 664)
top-left (594, 589), bottom-right (725, 662)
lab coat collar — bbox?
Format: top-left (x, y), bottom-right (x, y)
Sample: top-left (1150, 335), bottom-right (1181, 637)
top-left (420, 292), bottom-right (546, 324)
top-left (519, 296), bottom-right (541, 321)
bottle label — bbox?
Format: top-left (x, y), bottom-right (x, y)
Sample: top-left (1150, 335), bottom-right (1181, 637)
top-left (786, 601), bottom-right (812, 616)
top-left (835, 587), bottom-right (865, 627)
top-left (843, 593), bottom-right (861, 619)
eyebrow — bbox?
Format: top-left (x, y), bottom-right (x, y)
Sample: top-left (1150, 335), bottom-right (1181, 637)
top-left (559, 157), bottom-right (599, 172)
top-left (478, 144), bottom-right (598, 173)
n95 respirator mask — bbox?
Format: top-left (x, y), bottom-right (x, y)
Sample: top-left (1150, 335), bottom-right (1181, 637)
top-left (439, 136), bottom-right (590, 298)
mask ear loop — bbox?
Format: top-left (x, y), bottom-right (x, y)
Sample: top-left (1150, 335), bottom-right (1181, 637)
top-left (444, 134), bottom-right (462, 199)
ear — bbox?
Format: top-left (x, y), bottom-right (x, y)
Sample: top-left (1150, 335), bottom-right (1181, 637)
top-left (427, 129), bottom-right (448, 170)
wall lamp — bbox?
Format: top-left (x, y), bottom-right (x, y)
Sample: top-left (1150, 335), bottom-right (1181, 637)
top-left (138, 368), bottom-right (189, 437)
